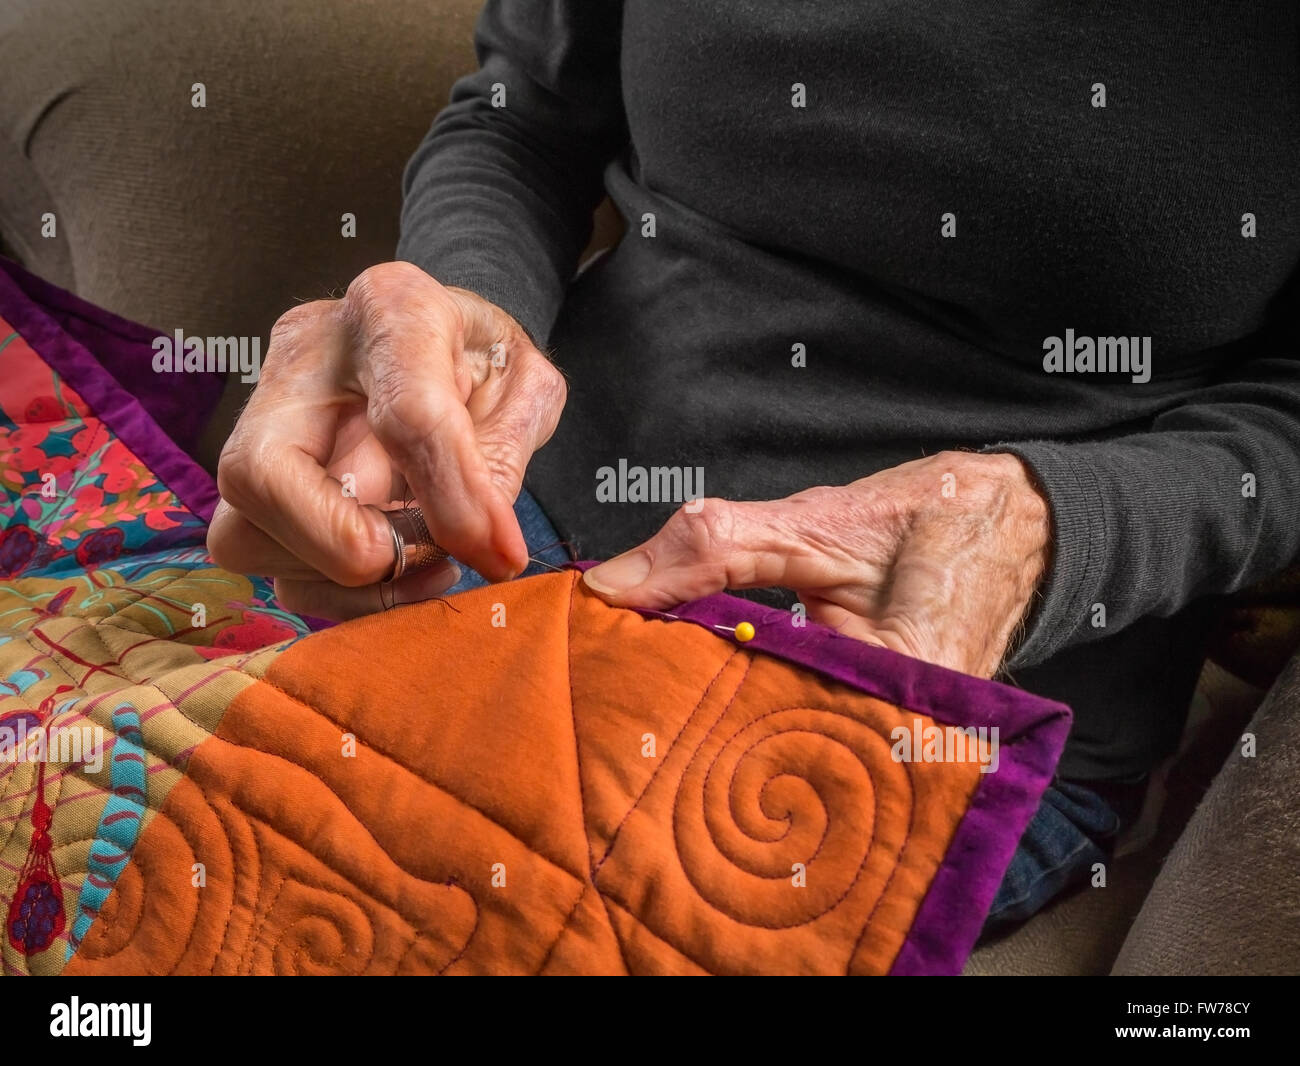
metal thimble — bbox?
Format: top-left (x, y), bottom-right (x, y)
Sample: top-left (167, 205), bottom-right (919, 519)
top-left (382, 505), bottom-right (450, 582)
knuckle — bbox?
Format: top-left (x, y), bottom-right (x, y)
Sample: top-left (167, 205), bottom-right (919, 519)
top-left (347, 263), bottom-right (458, 333)
top-left (367, 376), bottom-right (454, 447)
top-left (333, 517), bottom-right (397, 588)
top-left (215, 436), bottom-right (270, 511)
top-left (342, 272), bottom-right (393, 346)
top-left (268, 300), bottom-right (321, 343)
top-left (303, 517), bottom-right (386, 590)
top-left (346, 262), bottom-right (422, 305)
top-left (345, 268), bottom-right (465, 383)
top-left (261, 302), bottom-right (329, 381)
top-left (669, 497), bottom-right (734, 559)
top-left (523, 354), bottom-right (568, 410)
top-left (362, 260), bottom-right (432, 291)
top-left (502, 355), bottom-right (567, 440)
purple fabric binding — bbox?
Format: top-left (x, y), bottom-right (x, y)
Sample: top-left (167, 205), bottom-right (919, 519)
top-left (570, 560), bottom-right (1071, 975)
top-left (0, 256), bottom-right (223, 521)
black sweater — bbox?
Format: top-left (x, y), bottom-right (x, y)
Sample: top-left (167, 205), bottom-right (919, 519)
top-left (398, 0), bottom-right (1300, 779)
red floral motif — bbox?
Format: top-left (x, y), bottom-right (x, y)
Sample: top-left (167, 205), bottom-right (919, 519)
top-left (0, 525), bottom-right (38, 578)
top-left (4, 432), bottom-right (81, 487)
top-left (144, 505), bottom-right (184, 531)
top-left (100, 440), bottom-right (137, 493)
top-left (23, 395), bottom-right (66, 423)
top-left (74, 527), bottom-right (124, 568)
top-left (71, 483), bottom-right (105, 514)
top-left (196, 614), bottom-right (299, 658)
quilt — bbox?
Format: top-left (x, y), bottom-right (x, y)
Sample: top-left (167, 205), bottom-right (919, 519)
top-left (0, 256), bottom-right (1070, 975)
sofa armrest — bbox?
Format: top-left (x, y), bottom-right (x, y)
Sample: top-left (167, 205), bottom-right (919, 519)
top-left (1112, 649), bottom-right (1300, 975)
top-left (0, 0), bottom-right (483, 465)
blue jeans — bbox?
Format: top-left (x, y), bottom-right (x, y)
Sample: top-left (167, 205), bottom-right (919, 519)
top-left (980, 776), bottom-right (1145, 939)
top-left (466, 490), bottom-right (1138, 937)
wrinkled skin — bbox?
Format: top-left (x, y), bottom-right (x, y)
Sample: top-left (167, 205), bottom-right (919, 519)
top-left (583, 451), bottom-right (1052, 679)
top-left (209, 263), bottom-right (1052, 676)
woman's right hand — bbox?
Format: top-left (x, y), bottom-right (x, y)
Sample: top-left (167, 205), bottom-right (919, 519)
top-left (206, 261), bottom-right (568, 621)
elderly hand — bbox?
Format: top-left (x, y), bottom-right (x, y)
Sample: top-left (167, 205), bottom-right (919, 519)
top-left (581, 452), bottom-right (1052, 678)
top-left (207, 262), bottom-right (567, 621)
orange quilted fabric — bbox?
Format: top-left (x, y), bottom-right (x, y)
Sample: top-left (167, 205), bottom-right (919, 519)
top-left (65, 571), bottom-right (985, 975)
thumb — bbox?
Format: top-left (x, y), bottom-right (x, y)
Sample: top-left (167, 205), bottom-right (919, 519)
top-left (582, 498), bottom-right (806, 608)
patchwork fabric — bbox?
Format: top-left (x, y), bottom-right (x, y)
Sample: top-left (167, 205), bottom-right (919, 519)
top-left (0, 259), bottom-right (311, 975)
top-left (0, 257), bottom-right (1071, 974)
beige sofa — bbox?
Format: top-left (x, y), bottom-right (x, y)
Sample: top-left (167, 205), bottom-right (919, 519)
top-left (3, 0), bottom-right (1297, 975)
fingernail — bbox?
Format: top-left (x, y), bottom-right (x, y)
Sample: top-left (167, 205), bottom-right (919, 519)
top-left (584, 552), bottom-right (651, 595)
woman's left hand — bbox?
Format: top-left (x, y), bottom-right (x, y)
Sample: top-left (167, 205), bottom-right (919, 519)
top-left (581, 451), bottom-right (1053, 679)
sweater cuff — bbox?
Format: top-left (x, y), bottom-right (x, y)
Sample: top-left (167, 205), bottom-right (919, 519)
top-left (981, 440), bottom-right (1111, 668)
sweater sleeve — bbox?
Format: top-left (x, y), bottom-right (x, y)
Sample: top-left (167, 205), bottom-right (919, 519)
top-left (988, 305), bottom-right (1300, 669)
top-left (396, 0), bottom-right (628, 345)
